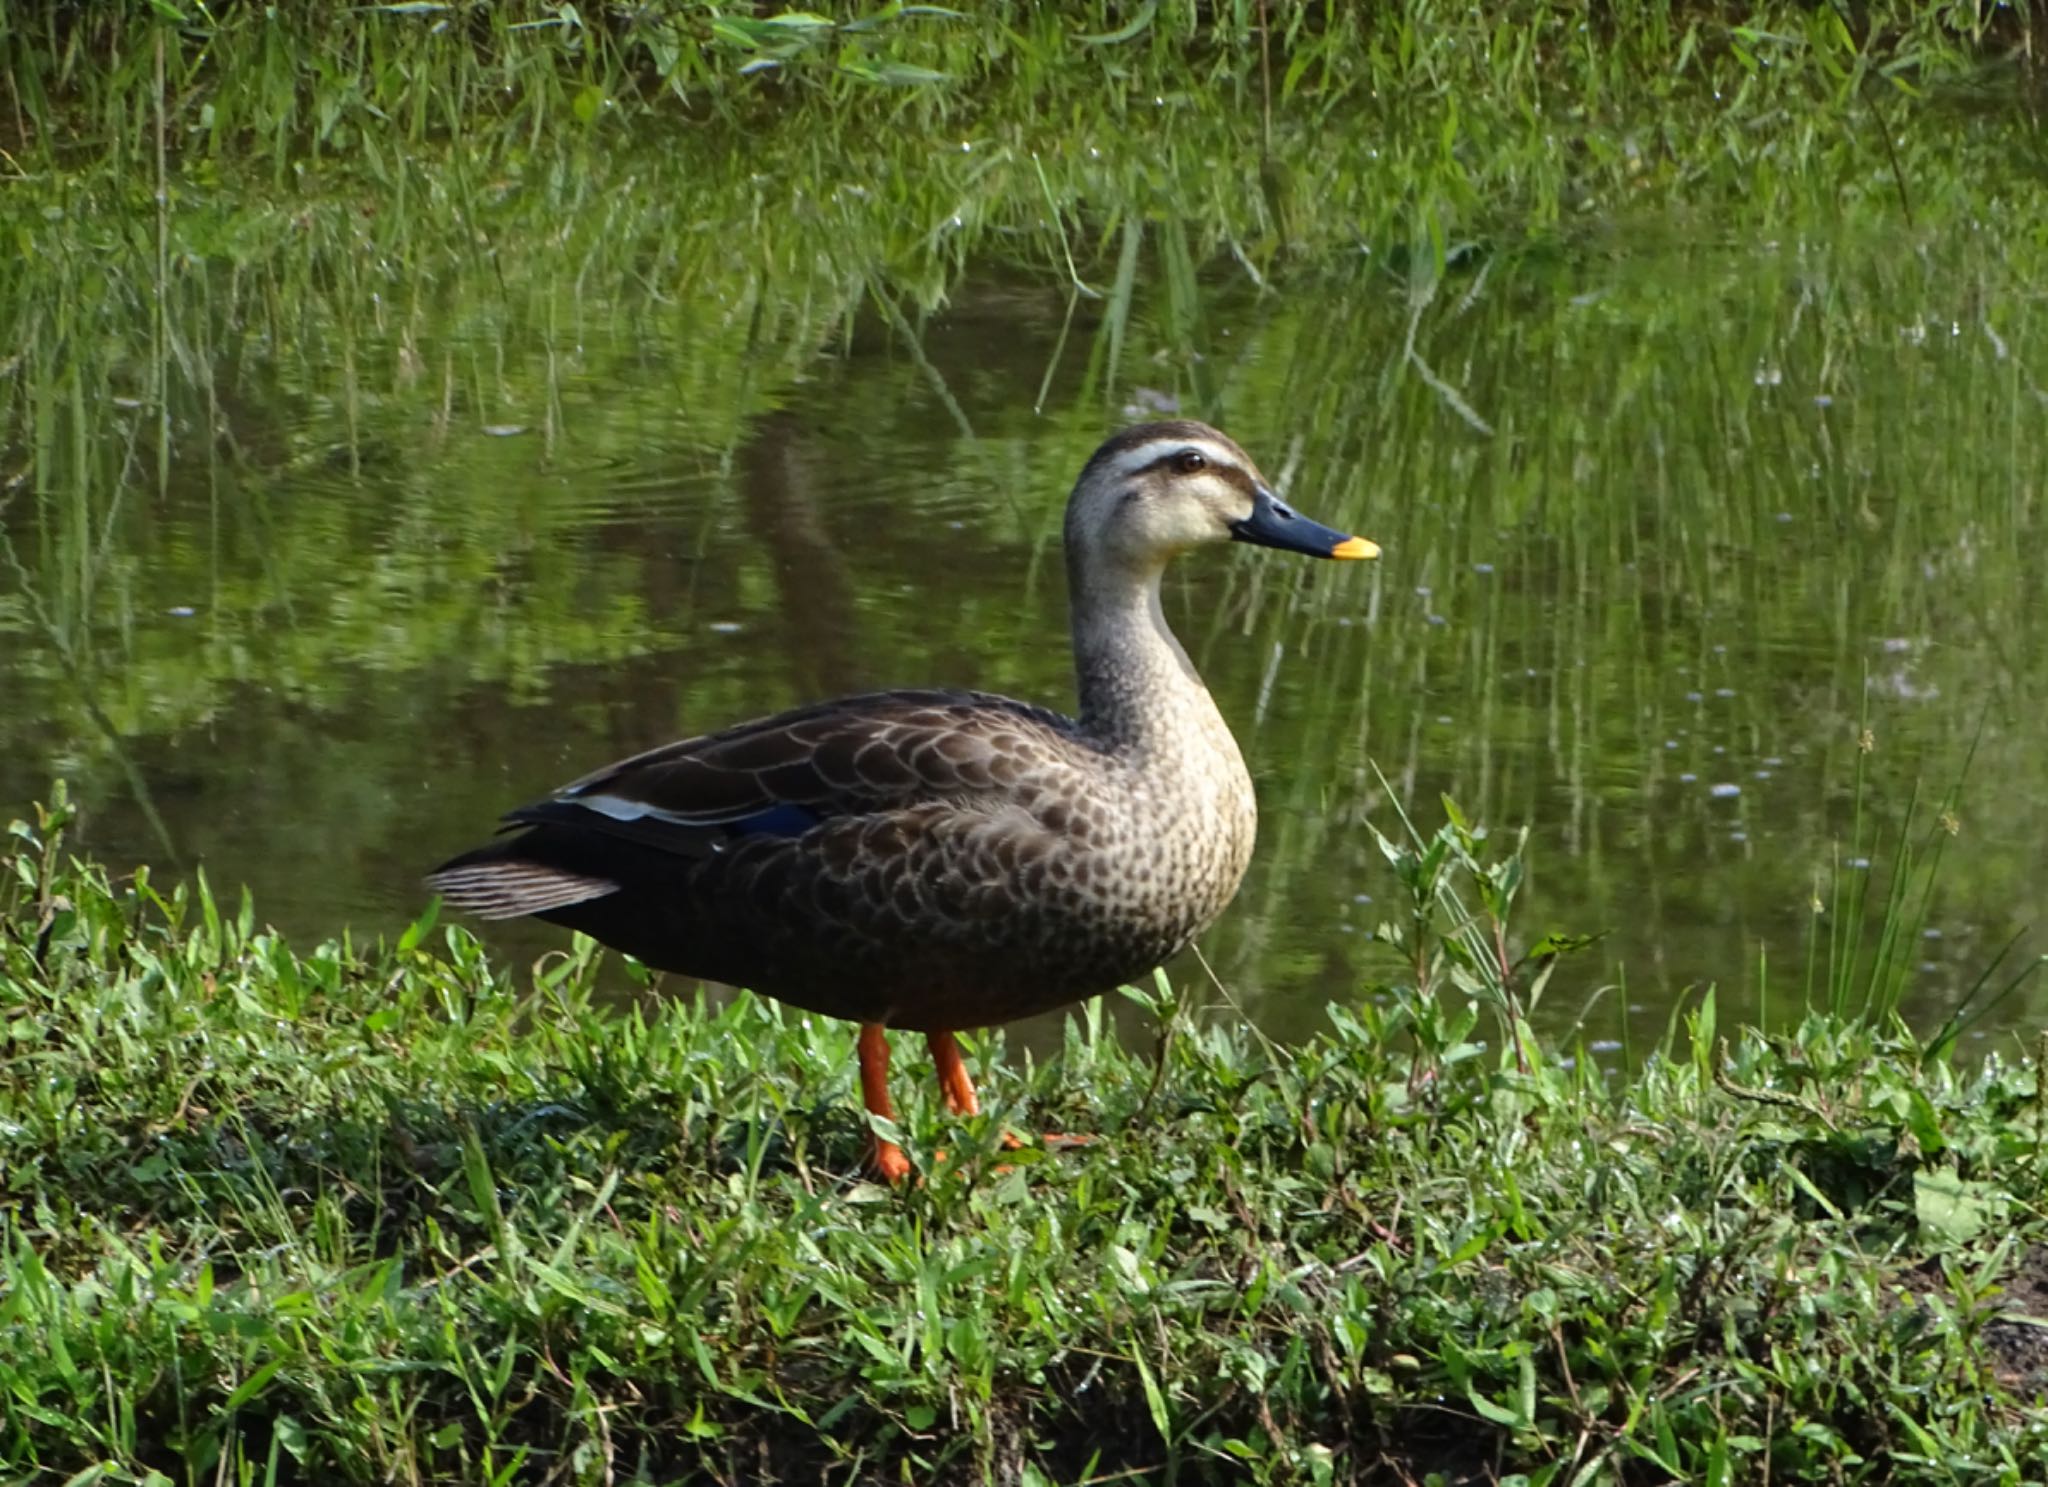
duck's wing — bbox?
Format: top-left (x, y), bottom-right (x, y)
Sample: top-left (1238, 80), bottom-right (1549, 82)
top-left (427, 688), bottom-right (1083, 918)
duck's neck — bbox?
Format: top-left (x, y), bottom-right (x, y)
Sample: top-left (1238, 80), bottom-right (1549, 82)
top-left (1068, 553), bottom-right (1230, 753)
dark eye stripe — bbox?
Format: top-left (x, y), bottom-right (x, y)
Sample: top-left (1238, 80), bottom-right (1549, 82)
top-left (1150, 457), bottom-right (1259, 500)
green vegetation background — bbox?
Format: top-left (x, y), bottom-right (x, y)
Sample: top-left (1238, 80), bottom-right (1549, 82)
top-left (4, 4), bottom-right (2047, 1484)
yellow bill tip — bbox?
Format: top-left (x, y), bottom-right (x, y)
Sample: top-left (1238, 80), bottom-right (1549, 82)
top-left (1329, 535), bottom-right (1380, 560)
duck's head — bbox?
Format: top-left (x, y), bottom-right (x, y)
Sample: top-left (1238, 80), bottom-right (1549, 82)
top-left (1065, 420), bottom-right (1378, 579)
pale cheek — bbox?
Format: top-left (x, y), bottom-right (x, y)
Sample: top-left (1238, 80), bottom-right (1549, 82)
top-left (1179, 508), bottom-right (1231, 547)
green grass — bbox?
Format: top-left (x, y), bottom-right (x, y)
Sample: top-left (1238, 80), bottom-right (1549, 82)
top-left (6, 788), bottom-right (2048, 1485)
top-left (5, 0), bottom-right (2038, 271)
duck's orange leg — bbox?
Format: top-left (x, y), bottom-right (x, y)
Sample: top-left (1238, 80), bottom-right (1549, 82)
top-left (926, 1029), bottom-right (981, 1117)
top-left (858, 1023), bottom-right (913, 1183)
top-left (925, 1030), bottom-right (1093, 1154)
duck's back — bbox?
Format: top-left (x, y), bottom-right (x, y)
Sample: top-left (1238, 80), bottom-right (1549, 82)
top-left (427, 687), bottom-right (1257, 1030)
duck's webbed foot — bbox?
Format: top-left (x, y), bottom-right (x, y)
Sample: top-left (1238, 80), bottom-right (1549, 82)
top-left (927, 1029), bottom-right (1094, 1161)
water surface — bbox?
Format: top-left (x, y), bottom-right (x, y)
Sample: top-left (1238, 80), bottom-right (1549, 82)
top-left (4, 153), bottom-right (2043, 1050)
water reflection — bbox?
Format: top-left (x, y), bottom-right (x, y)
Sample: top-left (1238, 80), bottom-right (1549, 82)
top-left (3, 237), bottom-right (2043, 1051)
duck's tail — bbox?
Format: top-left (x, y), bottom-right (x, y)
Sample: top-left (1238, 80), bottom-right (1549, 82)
top-left (424, 830), bottom-right (620, 920)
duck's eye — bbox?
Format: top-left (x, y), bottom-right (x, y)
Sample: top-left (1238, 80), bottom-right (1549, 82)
top-left (1174, 450), bottom-right (1207, 475)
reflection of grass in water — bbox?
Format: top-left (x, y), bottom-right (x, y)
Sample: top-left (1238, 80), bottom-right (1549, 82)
top-left (7, 221), bottom-right (2044, 1031)
top-left (1160, 227), bottom-right (2044, 1038)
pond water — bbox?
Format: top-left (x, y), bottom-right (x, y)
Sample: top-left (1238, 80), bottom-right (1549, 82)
top-left (4, 147), bottom-right (2044, 1050)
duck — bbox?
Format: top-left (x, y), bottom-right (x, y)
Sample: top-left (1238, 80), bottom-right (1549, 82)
top-left (426, 421), bottom-right (1378, 1182)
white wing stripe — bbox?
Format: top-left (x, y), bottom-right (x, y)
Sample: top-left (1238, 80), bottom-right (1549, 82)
top-left (566, 792), bottom-right (763, 828)
top-left (572, 793), bottom-right (700, 824)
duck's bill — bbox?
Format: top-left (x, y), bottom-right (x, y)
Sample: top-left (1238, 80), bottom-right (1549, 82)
top-left (1230, 486), bottom-right (1381, 560)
